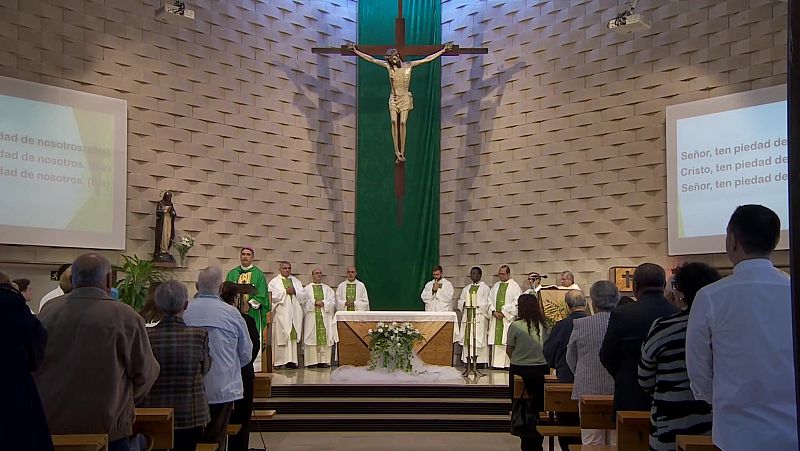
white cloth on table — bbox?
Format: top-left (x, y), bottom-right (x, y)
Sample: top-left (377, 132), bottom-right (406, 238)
top-left (331, 354), bottom-right (464, 385)
top-left (421, 277), bottom-right (454, 312)
top-left (686, 258), bottom-right (796, 451)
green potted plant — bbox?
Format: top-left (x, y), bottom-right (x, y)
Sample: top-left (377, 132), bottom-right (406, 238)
top-left (114, 254), bottom-right (171, 311)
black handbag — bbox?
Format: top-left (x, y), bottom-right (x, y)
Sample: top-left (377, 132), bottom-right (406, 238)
top-left (510, 386), bottom-right (539, 437)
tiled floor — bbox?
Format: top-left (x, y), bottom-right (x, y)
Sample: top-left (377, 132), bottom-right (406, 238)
top-left (249, 431), bottom-right (563, 451)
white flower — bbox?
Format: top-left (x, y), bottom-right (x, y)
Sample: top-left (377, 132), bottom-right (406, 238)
top-left (378, 328), bottom-right (383, 333)
top-left (414, 329), bottom-right (420, 333)
top-left (396, 343), bottom-right (401, 347)
top-left (368, 328), bottom-right (373, 334)
top-left (377, 322), bottom-right (385, 327)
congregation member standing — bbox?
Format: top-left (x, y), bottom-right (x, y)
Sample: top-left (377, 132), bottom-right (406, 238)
top-left (687, 205), bottom-right (797, 451)
top-left (140, 280), bottom-right (211, 451)
top-left (269, 261), bottom-right (308, 369)
top-left (336, 266), bottom-right (370, 311)
top-left (421, 265), bottom-right (455, 312)
top-left (567, 281), bottom-right (619, 446)
top-left (639, 262), bottom-right (718, 451)
top-left (36, 254), bottom-right (159, 451)
top-left (543, 289), bottom-right (588, 451)
top-left (219, 281), bottom-right (260, 451)
top-left (457, 266), bottom-right (491, 366)
top-left (600, 263), bottom-right (678, 412)
top-left (506, 293), bottom-right (550, 451)
top-left (225, 246), bottom-right (269, 371)
top-left (185, 266), bottom-right (252, 451)
top-left (38, 263), bottom-right (70, 311)
top-left (0, 272), bottom-right (52, 451)
top-left (303, 268), bottom-right (338, 368)
top-left (488, 265), bottom-right (522, 369)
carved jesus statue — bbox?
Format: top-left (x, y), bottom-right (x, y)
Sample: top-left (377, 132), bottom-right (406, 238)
top-left (347, 41), bottom-right (454, 162)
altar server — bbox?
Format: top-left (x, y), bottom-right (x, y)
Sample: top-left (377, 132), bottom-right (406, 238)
top-left (421, 265), bottom-right (454, 312)
top-left (488, 265), bottom-right (522, 369)
top-left (268, 261), bottom-right (309, 369)
top-left (336, 266), bottom-right (370, 311)
top-left (457, 267), bottom-right (491, 365)
top-left (303, 268), bottom-right (338, 368)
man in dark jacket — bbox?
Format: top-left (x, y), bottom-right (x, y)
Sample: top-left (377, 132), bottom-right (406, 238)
top-left (0, 271), bottom-right (52, 451)
top-left (600, 263), bottom-right (679, 412)
top-left (543, 289), bottom-right (588, 451)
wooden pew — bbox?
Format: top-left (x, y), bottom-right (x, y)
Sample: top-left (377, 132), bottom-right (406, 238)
top-left (615, 410), bottom-right (649, 451)
top-left (196, 444), bottom-right (219, 451)
top-left (579, 394), bottom-right (615, 429)
top-left (538, 383), bottom-right (581, 451)
top-left (676, 435), bottom-right (719, 451)
top-left (253, 372), bottom-right (273, 399)
top-left (133, 407), bottom-right (174, 450)
top-left (568, 446), bottom-right (617, 451)
top-left (52, 434), bottom-right (108, 451)
top-left (227, 424), bottom-right (242, 436)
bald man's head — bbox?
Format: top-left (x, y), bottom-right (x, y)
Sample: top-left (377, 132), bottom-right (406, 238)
top-left (71, 253), bottom-right (112, 292)
top-left (0, 271), bottom-right (10, 285)
top-left (346, 266), bottom-right (357, 282)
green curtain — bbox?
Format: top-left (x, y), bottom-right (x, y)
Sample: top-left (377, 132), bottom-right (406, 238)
top-left (355, 0), bottom-right (441, 311)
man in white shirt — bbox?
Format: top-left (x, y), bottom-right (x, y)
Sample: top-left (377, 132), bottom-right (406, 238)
top-left (559, 270), bottom-right (581, 291)
top-left (38, 264), bottom-right (71, 312)
top-left (421, 265), bottom-right (454, 312)
top-left (302, 268), bottom-right (338, 368)
top-left (336, 266), bottom-right (370, 311)
top-left (457, 267), bottom-right (491, 366)
top-left (686, 205), bottom-right (796, 451)
top-left (268, 261), bottom-right (309, 370)
top-left (487, 265), bottom-right (522, 369)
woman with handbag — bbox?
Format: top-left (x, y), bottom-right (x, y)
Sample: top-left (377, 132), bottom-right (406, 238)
top-left (507, 293), bottom-right (550, 451)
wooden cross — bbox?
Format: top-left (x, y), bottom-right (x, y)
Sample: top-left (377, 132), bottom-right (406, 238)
top-left (623, 270), bottom-right (634, 288)
top-left (311, 0), bottom-right (488, 223)
top-left (311, 0), bottom-right (488, 59)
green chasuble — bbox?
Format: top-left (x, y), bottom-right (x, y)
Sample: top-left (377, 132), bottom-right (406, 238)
top-left (312, 284), bottom-right (327, 345)
top-left (225, 266), bottom-right (269, 337)
top-left (494, 282), bottom-right (508, 344)
top-left (282, 277), bottom-right (298, 341)
top-left (345, 283), bottom-right (357, 311)
top-left (464, 284), bottom-right (480, 344)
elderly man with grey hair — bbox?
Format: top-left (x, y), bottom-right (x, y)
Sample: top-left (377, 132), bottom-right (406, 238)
top-left (140, 280), bottom-right (211, 451)
top-left (543, 289), bottom-right (589, 450)
top-left (184, 266), bottom-right (252, 451)
top-left (566, 281), bottom-right (621, 446)
top-left (35, 253), bottom-right (159, 451)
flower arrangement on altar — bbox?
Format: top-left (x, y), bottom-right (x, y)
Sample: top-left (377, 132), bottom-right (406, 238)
top-left (173, 234), bottom-right (195, 267)
top-left (367, 321), bottom-right (424, 372)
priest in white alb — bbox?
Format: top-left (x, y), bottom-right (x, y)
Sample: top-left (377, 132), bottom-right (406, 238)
top-left (302, 268), bottom-right (338, 368)
top-left (488, 264), bottom-right (522, 369)
top-left (457, 266), bottom-right (491, 365)
top-left (268, 261), bottom-right (309, 369)
top-left (336, 266), bottom-right (370, 311)
top-left (420, 265), bottom-right (454, 312)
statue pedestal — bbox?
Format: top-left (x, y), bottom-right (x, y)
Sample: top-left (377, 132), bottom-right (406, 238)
top-left (153, 260), bottom-right (177, 269)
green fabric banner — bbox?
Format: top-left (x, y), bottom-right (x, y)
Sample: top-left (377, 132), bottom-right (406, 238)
top-left (355, 0), bottom-right (441, 311)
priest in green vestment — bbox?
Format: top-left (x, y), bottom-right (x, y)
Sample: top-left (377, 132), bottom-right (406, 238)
top-left (226, 247), bottom-right (269, 370)
top-left (335, 266), bottom-right (370, 311)
top-left (302, 268), bottom-right (338, 368)
top-left (487, 264), bottom-right (522, 369)
top-left (268, 261), bottom-right (308, 369)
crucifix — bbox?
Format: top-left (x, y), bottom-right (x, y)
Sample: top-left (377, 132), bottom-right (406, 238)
top-left (312, 0), bottom-right (487, 221)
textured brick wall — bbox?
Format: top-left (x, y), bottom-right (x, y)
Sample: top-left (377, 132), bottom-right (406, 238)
top-left (440, 0), bottom-right (788, 290)
top-left (0, 0), bottom-right (358, 284)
